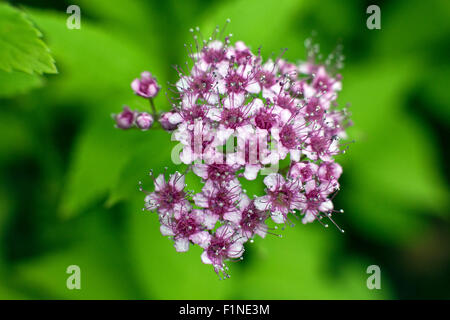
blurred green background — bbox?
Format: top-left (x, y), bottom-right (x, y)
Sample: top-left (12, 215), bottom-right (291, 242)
top-left (0, 0), bottom-right (449, 299)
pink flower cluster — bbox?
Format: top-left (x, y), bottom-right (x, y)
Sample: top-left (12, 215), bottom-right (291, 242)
top-left (118, 27), bottom-right (351, 278)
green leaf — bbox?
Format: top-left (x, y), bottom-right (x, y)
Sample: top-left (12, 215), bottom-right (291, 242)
top-left (22, 8), bottom-right (167, 218)
top-left (232, 226), bottom-right (390, 299)
top-left (26, 8), bottom-right (165, 110)
top-left (59, 114), bottom-right (144, 218)
top-left (0, 69), bottom-right (43, 98)
top-left (128, 199), bottom-right (391, 299)
top-left (126, 197), bottom-right (233, 299)
top-left (200, 0), bottom-right (307, 58)
top-left (0, 3), bottom-right (57, 74)
top-left (11, 207), bottom-right (144, 299)
top-left (106, 129), bottom-right (179, 208)
top-left (339, 58), bottom-right (449, 245)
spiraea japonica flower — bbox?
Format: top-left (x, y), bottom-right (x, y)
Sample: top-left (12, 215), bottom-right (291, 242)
top-left (114, 106), bottom-right (136, 129)
top-left (114, 22), bottom-right (352, 278)
top-left (143, 171), bottom-right (190, 215)
top-left (136, 112), bottom-right (154, 131)
top-left (131, 71), bottom-right (160, 98)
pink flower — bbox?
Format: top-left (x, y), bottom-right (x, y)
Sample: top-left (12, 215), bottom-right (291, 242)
top-left (256, 60), bottom-right (282, 99)
top-left (311, 66), bottom-right (341, 101)
top-left (158, 111), bottom-right (178, 131)
top-left (201, 225), bottom-right (244, 278)
top-left (176, 66), bottom-right (219, 105)
top-left (217, 64), bottom-right (261, 95)
top-left (271, 108), bottom-right (309, 162)
top-left (229, 126), bottom-right (277, 180)
top-left (254, 173), bottom-right (304, 223)
top-left (289, 161), bottom-right (318, 182)
top-left (124, 30), bottom-right (352, 277)
top-left (131, 71), bottom-right (160, 98)
top-left (226, 41), bottom-right (255, 65)
top-left (135, 112), bottom-right (154, 131)
top-left (298, 180), bottom-right (335, 224)
top-left (210, 94), bottom-right (263, 143)
top-left (201, 40), bottom-right (227, 65)
top-left (144, 171), bottom-right (190, 215)
top-left (114, 106), bottom-right (135, 129)
top-left (273, 91), bottom-right (300, 113)
top-left (193, 180), bottom-right (243, 227)
top-left (237, 195), bottom-right (268, 239)
top-left (318, 161), bottom-right (342, 183)
top-left (277, 59), bottom-right (298, 80)
top-left (160, 208), bottom-right (211, 252)
top-left (322, 110), bottom-right (348, 139)
top-left (252, 105), bottom-right (279, 131)
top-left (192, 163), bottom-right (240, 184)
top-left (169, 93), bottom-right (215, 126)
top-left (302, 96), bottom-right (326, 122)
top-left (303, 130), bottom-right (340, 161)
top-left (175, 120), bottom-right (219, 164)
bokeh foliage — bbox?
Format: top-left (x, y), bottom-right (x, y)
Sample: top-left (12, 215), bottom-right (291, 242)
top-left (0, 0), bottom-right (448, 299)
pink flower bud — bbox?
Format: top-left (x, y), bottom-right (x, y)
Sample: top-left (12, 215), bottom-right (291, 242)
top-left (136, 112), bottom-right (154, 131)
top-left (115, 106), bottom-right (135, 129)
top-left (131, 71), bottom-right (160, 98)
top-left (159, 111), bottom-right (178, 131)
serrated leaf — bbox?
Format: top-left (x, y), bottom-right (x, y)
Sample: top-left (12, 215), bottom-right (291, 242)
top-left (0, 3), bottom-right (57, 74)
top-left (0, 69), bottom-right (43, 97)
top-left (22, 9), bottom-right (167, 218)
top-left (26, 8), bottom-right (165, 111)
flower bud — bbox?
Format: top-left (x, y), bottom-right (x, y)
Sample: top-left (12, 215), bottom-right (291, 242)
top-left (159, 111), bottom-right (178, 131)
top-left (131, 71), bottom-right (160, 98)
top-left (115, 106), bottom-right (135, 129)
top-left (136, 112), bottom-right (154, 131)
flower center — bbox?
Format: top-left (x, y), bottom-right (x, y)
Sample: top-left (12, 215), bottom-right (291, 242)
top-left (310, 136), bottom-right (328, 155)
top-left (280, 125), bottom-right (297, 149)
top-left (275, 190), bottom-right (291, 206)
top-left (225, 73), bottom-right (246, 93)
top-left (203, 48), bottom-right (225, 64)
top-left (176, 217), bottom-right (198, 237)
top-left (255, 111), bottom-right (276, 130)
top-left (222, 108), bottom-right (244, 128)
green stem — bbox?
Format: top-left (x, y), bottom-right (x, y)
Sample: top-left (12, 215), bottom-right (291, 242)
top-left (149, 98), bottom-right (157, 119)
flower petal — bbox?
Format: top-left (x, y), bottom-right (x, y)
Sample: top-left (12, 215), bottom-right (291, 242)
top-left (201, 251), bottom-right (212, 264)
top-left (190, 231), bottom-right (211, 249)
top-left (160, 224), bottom-right (174, 236)
top-left (154, 174), bottom-right (165, 191)
top-left (263, 173), bottom-right (284, 191)
top-left (174, 237), bottom-right (190, 252)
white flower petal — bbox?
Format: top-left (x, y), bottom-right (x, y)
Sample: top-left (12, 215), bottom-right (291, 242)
top-left (193, 193), bottom-right (209, 208)
top-left (245, 81), bottom-right (261, 94)
top-left (223, 209), bottom-right (242, 224)
top-left (244, 165), bottom-right (260, 180)
top-left (271, 212), bottom-right (286, 224)
top-left (192, 164), bottom-right (208, 179)
top-left (263, 173), bottom-right (284, 191)
top-left (154, 174), bottom-right (165, 191)
top-left (254, 195), bottom-right (271, 211)
top-left (174, 237), bottom-right (190, 252)
top-left (160, 224), bottom-right (174, 236)
top-left (201, 251), bottom-right (212, 264)
top-left (190, 231), bottom-right (211, 249)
